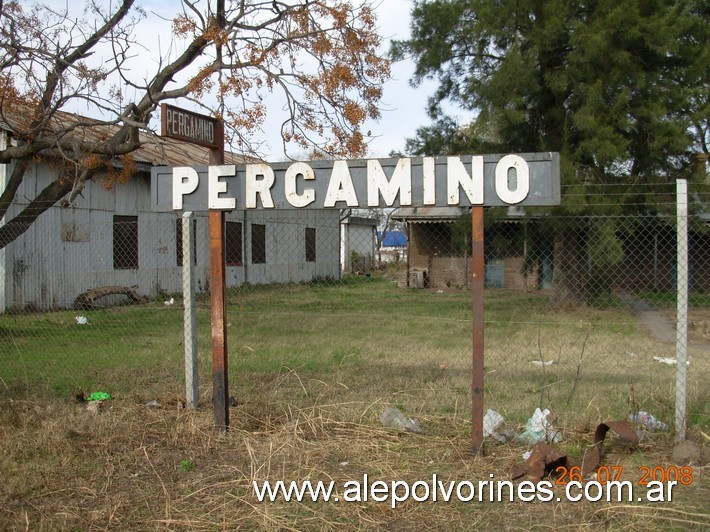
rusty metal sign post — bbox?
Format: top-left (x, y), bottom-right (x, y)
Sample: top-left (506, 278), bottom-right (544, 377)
top-left (208, 124), bottom-right (229, 432)
top-left (161, 104), bottom-right (229, 431)
top-left (209, 207), bottom-right (229, 430)
top-left (470, 206), bottom-right (485, 455)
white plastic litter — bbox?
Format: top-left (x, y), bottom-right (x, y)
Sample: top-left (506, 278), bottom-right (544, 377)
top-left (75, 316), bottom-right (89, 325)
top-left (380, 406), bottom-right (421, 433)
top-left (653, 356), bottom-right (689, 366)
top-left (522, 450), bottom-right (532, 460)
top-left (630, 411), bottom-right (668, 431)
top-left (516, 408), bottom-right (563, 444)
top-left (531, 360), bottom-right (554, 367)
top-left (164, 297), bottom-right (175, 306)
top-left (483, 409), bottom-right (506, 442)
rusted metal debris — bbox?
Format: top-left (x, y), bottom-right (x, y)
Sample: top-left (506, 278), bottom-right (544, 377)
top-left (510, 420), bottom-right (639, 482)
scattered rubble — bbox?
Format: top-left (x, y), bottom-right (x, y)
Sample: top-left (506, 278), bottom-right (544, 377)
top-left (380, 406), bottom-right (421, 433)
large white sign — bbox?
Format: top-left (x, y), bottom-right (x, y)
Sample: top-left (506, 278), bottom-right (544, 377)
top-left (151, 153), bottom-right (560, 211)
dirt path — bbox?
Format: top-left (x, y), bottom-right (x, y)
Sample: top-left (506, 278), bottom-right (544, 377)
top-left (618, 292), bottom-right (710, 351)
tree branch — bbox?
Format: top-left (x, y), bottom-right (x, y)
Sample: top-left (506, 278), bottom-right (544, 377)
top-left (0, 174), bottom-right (74, 249)
top-left (0, 158), bottom-right (29, 221)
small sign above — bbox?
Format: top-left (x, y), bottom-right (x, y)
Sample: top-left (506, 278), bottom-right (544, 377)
top-left (151, 153), bottom-right (561, 212)
top-left (161, 103), bottom-right (218, 149)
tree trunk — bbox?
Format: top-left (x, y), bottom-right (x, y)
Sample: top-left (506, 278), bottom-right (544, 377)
top-left (74, 285), bottom-right (147, 309)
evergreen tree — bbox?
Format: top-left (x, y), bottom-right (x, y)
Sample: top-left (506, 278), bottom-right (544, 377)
top-left (393, 0), bottom-right (709, 304)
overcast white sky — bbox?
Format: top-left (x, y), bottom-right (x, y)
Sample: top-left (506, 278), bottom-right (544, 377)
top-left (353, 0), bottom-right (437, 158)
top-left (258, 0), bottom-right (453, 159)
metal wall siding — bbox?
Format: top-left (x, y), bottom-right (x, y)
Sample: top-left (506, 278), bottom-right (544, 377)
top-left (2, 162), bottom-right (343, 310)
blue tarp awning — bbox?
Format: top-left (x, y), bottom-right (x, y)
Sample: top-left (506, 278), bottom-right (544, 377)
top-left (377, 230), bottom-right (407, 247)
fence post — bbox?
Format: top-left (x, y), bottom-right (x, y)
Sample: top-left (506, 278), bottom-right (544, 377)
top-left (675, 178), bottom-right (688, 443)
top-left (182, 211), bottom-right (199, 408)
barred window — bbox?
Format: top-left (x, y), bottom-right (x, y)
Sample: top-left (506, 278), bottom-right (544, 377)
top-left (226, 221), bottom-right (243, 266)
top-left (113, 215), bottom-right (138, 270)
top-left (305, 227), bottom-right (316, 262)
top-left (251, 224), bottom-right (266, 264)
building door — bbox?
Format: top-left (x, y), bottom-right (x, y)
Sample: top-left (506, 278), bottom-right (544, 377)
top-left (484, 259), bottom-right (505, 288)
top-left (540, 254), bottom-right (553, 289)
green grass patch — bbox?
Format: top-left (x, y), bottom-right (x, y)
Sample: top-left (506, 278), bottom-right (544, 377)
top-left (0, 275), bottom-right (707, 433)
top-left (634, 289), bottom-right (710, 307)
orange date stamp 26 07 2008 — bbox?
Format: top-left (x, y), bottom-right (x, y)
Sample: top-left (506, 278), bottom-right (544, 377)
top-left (554, 465), bottom-right (695, 486)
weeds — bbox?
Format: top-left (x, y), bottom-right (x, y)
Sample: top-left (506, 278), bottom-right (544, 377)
top-left (0, 276), bottom-right (708, 528)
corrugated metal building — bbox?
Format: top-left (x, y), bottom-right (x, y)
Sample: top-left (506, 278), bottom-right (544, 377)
top-left (340, 216), bottom-right (377, 273)
top-left (0, 124), bottom-right (341, 312)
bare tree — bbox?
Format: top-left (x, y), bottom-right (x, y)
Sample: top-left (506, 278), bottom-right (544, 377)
top-left (0, 0), bottom-right (390, 249)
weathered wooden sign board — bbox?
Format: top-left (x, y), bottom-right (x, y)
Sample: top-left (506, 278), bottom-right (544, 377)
top-left (151, 153), bottom-right (560, 211)
top-left (161, 103), bottom-right (219, 149)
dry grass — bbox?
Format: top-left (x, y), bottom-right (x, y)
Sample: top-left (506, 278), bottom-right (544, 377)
top-left (1, 280), bottom-right (708, 529)
top-left (1, 369), bottom-right (707, 531)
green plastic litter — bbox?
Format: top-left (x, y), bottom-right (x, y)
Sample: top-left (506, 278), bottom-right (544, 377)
top-left (86, 392), bottom-right (112, 401)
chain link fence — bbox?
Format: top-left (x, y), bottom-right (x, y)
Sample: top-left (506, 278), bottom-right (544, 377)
top-left (0, 183), bottom-right (708, 439)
